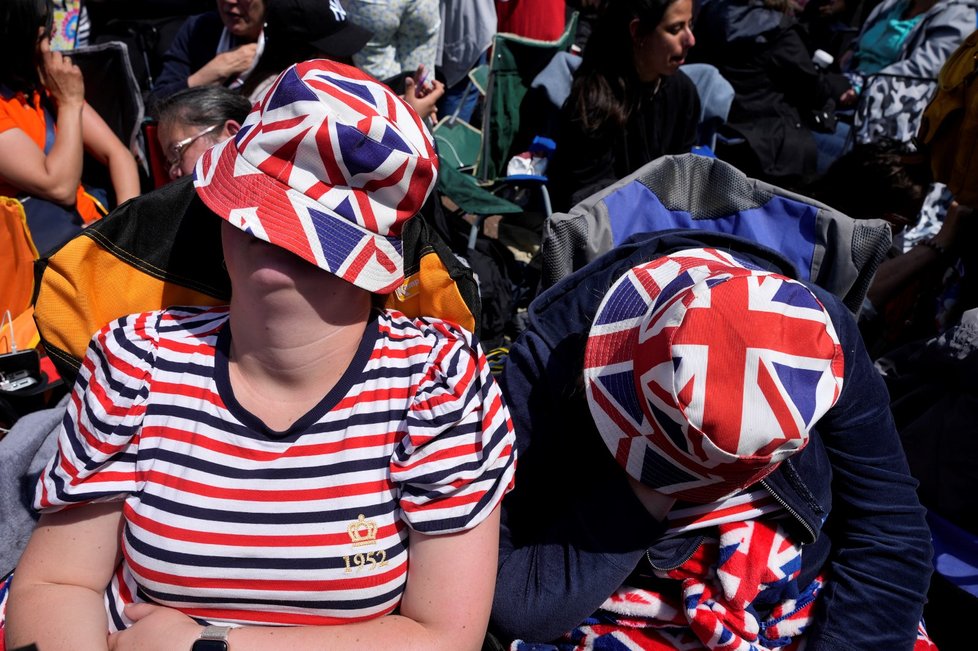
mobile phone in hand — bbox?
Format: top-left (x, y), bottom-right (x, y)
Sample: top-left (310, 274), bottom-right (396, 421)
top-left (415, 64), bottom-right (434, 97)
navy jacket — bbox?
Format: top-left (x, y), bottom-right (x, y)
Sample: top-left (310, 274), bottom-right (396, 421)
top-left (150, 12), bottom-right (226, 104)
top-left (491, 231), bottom-right (932, 650)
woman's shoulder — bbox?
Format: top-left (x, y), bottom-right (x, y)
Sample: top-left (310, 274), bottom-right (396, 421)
top-left (0, 89), bottom-right (44, 131)
top-left (99, 304), bottom-right (229, 346)
top-left (379, 310), bottom-right (484, 369)
top-left (381, 310), bottom-right (477, 342)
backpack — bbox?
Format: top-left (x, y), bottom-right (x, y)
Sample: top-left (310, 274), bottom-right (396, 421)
top-left (34, 178), bottom-right (481, 386)
top-left (917, 30), bottom-right (978, 207)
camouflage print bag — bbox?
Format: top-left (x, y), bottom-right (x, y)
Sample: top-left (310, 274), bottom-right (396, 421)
top-left (854, 73), bottom-right (938, 147)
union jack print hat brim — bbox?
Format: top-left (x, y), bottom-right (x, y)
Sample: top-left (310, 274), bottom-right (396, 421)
top-left (584, 248), bottom-right (845, 503)
top-left (194, 59), bottom-right (438, 294)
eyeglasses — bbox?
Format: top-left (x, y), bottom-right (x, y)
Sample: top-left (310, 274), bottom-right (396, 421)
top-left (166, 124), bottom-right (222, 174)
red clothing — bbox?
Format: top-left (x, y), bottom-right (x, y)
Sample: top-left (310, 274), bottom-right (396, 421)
top-left (495, 0), bottom-right (567, 41)
top-left (0, 89), bottom-right (104, 223)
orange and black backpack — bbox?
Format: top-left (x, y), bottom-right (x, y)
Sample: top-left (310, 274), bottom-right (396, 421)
top-left (33, 177), bottom-right (481, 386)
top-left (917, 29), bottom-right (978, 207)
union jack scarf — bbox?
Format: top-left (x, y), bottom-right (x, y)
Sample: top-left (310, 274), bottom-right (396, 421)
top-left (509, 520), bottom-right (937, 650)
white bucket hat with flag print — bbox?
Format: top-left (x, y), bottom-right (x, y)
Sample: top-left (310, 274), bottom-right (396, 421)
top-left (584, 248), bottom-right (846, 503)
top-left (194, 59), bottom-right (438, 294)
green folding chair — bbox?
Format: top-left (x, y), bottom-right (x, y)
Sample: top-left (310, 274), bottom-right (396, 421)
top-left (432, 13), bottom-right (580, 248)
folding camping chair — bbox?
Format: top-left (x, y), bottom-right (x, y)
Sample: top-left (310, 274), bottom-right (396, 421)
top-left (0, 198), bottom-right (40, 356)
top-left (433, 13), bottom-right (579, 249)
top-left (0, 197), bottom-right (63, 425)
top-left (71, 41), bottom-right (149, 181)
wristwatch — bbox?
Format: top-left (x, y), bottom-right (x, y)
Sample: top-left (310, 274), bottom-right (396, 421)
top-left (191, 625), bottom-right (232, 651)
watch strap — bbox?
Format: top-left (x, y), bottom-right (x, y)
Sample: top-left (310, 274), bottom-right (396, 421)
top-left (200, 625), bottom-right (232, 641)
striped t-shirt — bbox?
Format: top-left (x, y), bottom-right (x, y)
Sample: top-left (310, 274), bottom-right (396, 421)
top-left (35, 306), bottom-right (516, 630)
top-left (664, 487), bottom-right (784, 534)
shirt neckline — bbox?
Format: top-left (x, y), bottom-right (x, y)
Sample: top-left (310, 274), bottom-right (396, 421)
top-left (213, 312), bottom-right (381, 441)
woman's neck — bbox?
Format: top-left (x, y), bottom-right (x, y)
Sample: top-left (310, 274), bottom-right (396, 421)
top-left (226, 281), bottom-right (373, 429)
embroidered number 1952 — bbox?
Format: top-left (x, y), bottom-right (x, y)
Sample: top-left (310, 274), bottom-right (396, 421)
top-left (343, 550), bottom-right (388, 573)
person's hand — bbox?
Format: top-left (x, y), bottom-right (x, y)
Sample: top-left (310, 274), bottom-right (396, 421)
top-left (411, 64), bottom-right (436, 98)
top-left (932, 201), bottom-right (974, 251)
top-left (626, 475), bottom-right (676, 521)
top-left (403, 77), bottom-right (445, 122)
top-left (38, 37), bottom-right (85, 109)
top-left (838, 87), bottom-right (858, 107)
top-left (195, 42), bottom-right (259, 85)
top-left (819, 0), bottom-right (846, 16)
top-left (214, 42), bottom-right (259, 78)
top-left (107, 603), bottom-right (204, 651)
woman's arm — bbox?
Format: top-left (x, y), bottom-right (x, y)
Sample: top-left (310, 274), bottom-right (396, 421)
top-left (866, 202), bottom-right (969, 310)
top-left (186, 44), bottom-right (259, 89)
top-left (0, 39), bottom-right (85, 205)
top-left (150, 14), bottom-right (255, 102)
top-left (5, 502), bottom-right (124, 651)
top-left (107, 508), bottom-right (504, 651)
top-left (81, 102), bottom-right (140, 206)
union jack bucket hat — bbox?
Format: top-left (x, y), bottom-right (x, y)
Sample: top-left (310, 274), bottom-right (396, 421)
top-left (194, 59), bottom-right (438, 293)
top-left (584, 248), bottom-right (845, 503)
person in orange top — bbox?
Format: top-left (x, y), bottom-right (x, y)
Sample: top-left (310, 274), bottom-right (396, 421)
top-left (0, 0), bottom-right (139, 254)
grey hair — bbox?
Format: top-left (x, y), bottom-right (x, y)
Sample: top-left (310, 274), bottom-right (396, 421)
top-left (155, 86), bottom-right (252, 129)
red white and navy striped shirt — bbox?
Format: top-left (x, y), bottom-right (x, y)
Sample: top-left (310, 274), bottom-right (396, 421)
top-left (35, 306), bottom-right (516, 630)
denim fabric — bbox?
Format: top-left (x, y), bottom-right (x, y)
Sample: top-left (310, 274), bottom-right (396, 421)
top-left (437, 51), bottom-right (486, 124)
top-left (813, 121), bottom-right (852, 175)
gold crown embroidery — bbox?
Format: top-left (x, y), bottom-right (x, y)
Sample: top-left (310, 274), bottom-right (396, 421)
top-left (347, 514), bottom-right (378, 547)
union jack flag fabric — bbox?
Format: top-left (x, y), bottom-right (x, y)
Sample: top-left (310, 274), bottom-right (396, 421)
top-left (195, 59), bottom-right (438, 294)
top-left (0, 572), bottom-right (10, 647)
top-left (584, 248), bottom-right (845, 502)
top-left (508, 519), bottom-right (938, 651)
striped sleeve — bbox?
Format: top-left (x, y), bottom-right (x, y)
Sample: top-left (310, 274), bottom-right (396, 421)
top-left (390, 321), bottom-right (516, 535)
top-left (34, 312), bottom-right (157, 511)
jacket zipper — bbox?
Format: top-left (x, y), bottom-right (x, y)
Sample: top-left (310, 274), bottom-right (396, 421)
top-left (646, 534), bottom-right (705, 571)
top-left (759, 479), bottom-right (817, 543)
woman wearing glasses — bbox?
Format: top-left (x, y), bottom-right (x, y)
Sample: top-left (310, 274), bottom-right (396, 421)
top-left (0, 0), bottom-right (139, 254)
top-left (155, 86), bottom-right (252, 180)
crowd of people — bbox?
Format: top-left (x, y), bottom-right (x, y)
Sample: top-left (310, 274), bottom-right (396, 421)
top-left (2, 0), bottom-right (976, 649)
